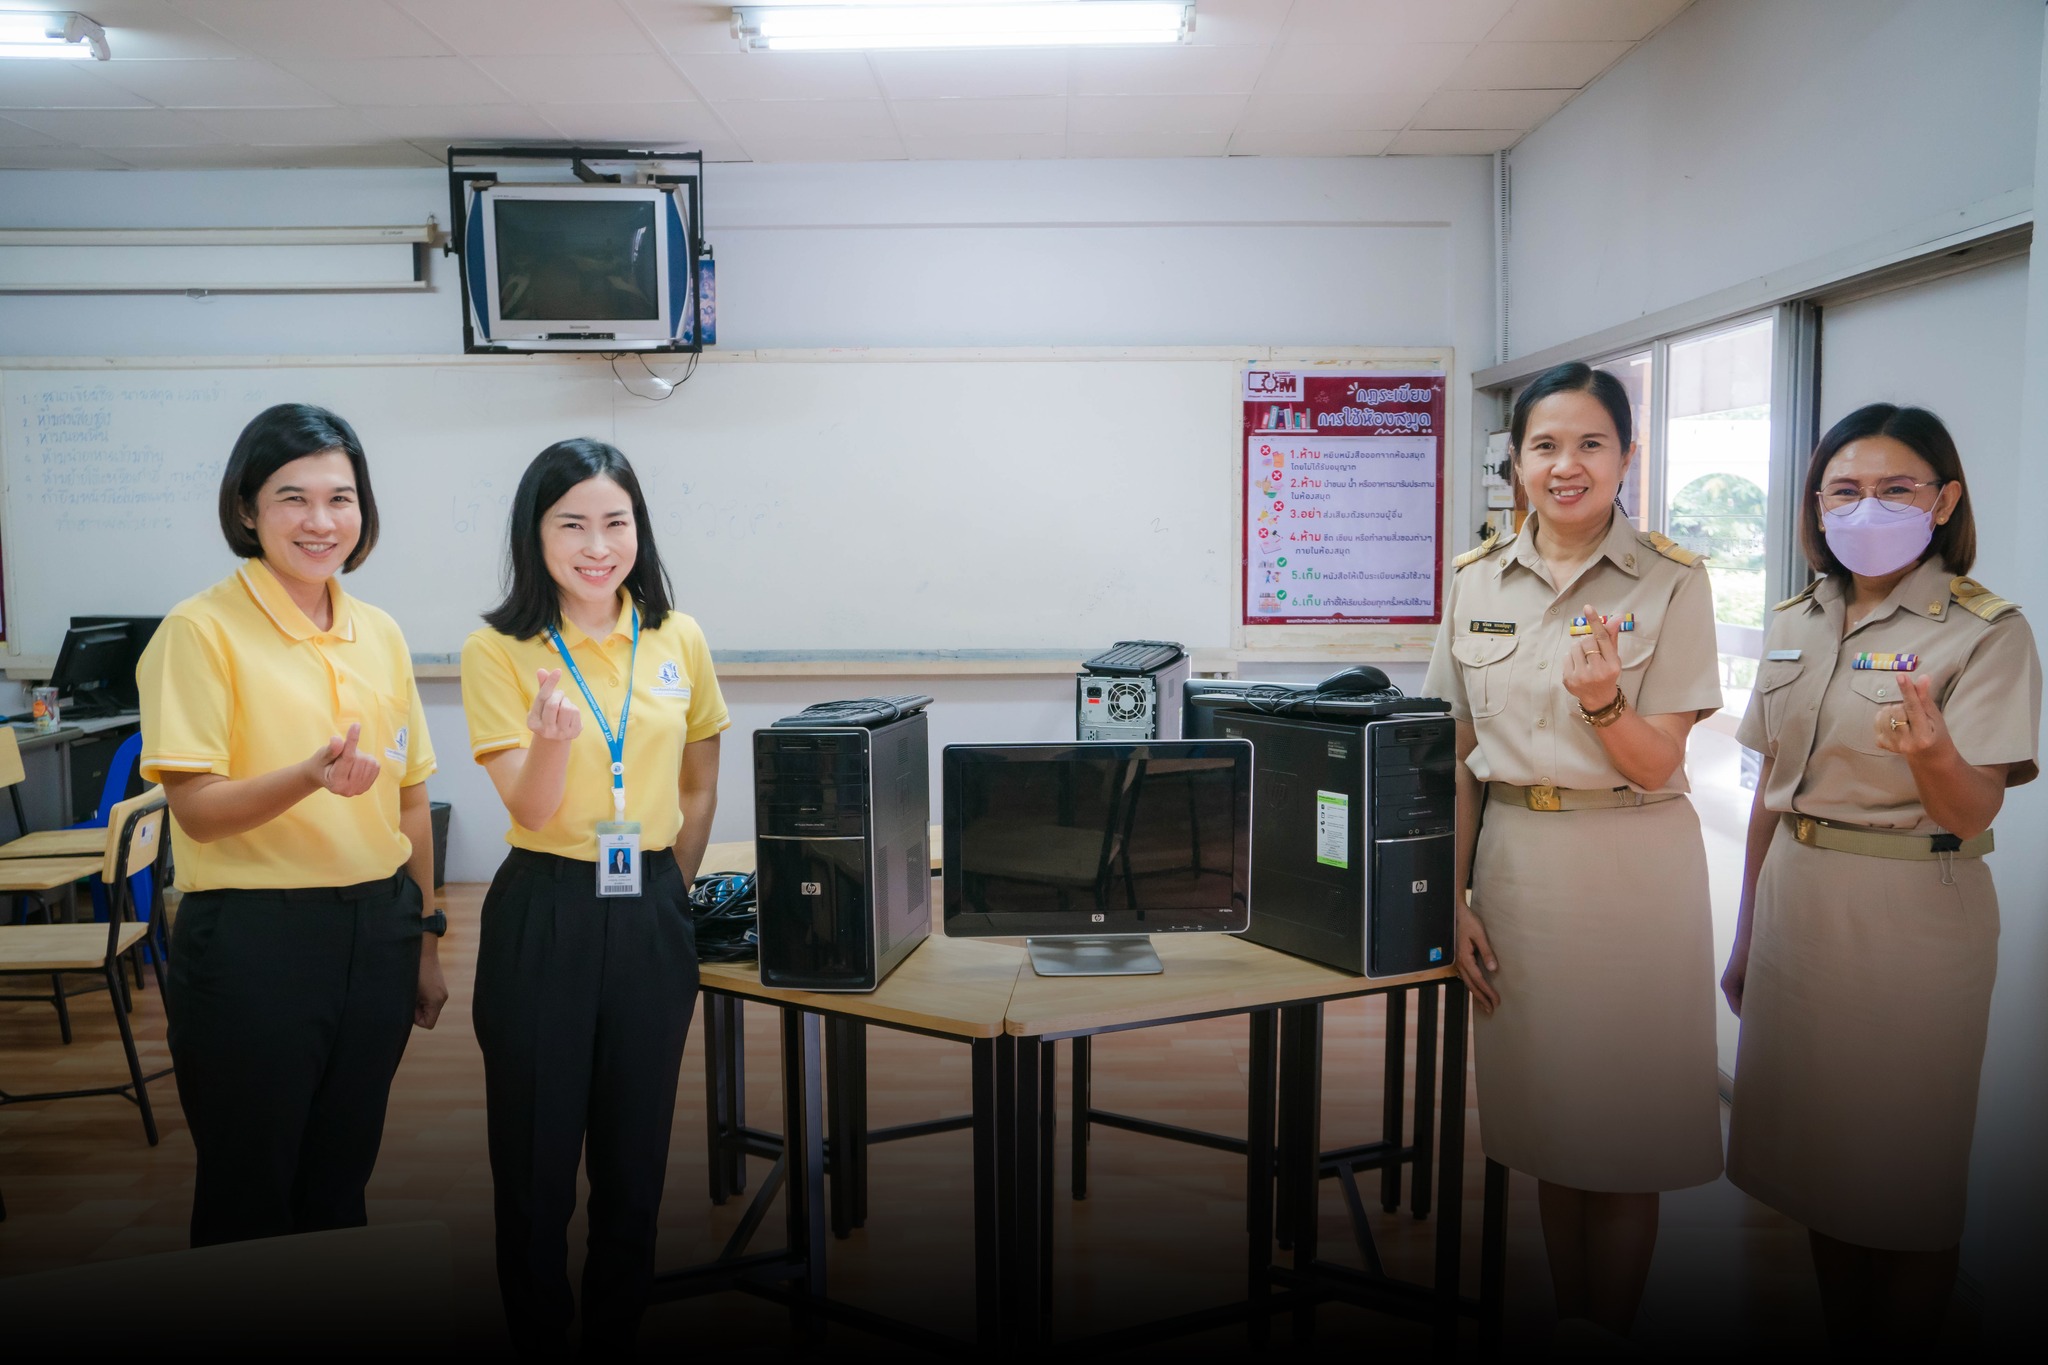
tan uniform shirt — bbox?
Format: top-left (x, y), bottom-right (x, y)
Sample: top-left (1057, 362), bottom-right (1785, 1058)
top-left (1735, 555), bottom-right (2041, 831)
top-left (1424, 511), bottom-right (1724, 793)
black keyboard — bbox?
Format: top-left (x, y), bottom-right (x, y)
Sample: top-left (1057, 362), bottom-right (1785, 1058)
top-left (771, 695), bottom-right (934, 729)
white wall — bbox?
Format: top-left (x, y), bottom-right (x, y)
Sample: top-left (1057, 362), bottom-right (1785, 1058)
top-left (0, 156), bottom-right (1491, 877)
top-left (1505, 0), bottom-right (2042, 356)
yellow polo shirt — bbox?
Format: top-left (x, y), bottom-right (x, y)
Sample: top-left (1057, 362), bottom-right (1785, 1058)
top-left (460, 596), bottom-right (729, 860)
top-left (138, 559), bottom-right (437, 892)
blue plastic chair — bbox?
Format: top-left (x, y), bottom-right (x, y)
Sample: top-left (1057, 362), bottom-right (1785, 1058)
top-left (79, 733), bottom-right (156, 963)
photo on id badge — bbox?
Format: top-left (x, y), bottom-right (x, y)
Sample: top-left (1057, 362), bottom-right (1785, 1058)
top-left (598, 822), bottom-right (642, 897)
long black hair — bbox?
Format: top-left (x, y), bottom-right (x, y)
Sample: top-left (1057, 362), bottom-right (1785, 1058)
top-left (1799, 403), bottom-right (1974, 578)
top-left (218, 403), bottom-right (379, 571)
top-left (482, 438), bottom-right (674, 640)
top-left (1508, 361), bottom-right (1634, 456)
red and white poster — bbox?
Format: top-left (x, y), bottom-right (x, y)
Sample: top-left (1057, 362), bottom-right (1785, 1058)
top-left (1242, 368), bottom-right (1444, 627)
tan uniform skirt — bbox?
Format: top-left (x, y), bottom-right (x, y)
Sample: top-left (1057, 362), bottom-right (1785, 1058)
top-left (1470, 796), bottom-right (1724, 1192)
top-left (1727, 822), bottom-right (1999, 1250)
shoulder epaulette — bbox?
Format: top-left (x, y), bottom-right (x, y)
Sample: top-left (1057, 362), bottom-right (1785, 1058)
top-left (1773, 582), bottom-right (1818, 612)
top-left (1951, 576), bottom-right (2020, 622)
top-left (1643, 530), bottom-right (1706, 568)
top-left (1453, 528), bottom-right (1509, 570)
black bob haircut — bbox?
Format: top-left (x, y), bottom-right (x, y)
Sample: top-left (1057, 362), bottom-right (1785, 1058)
top-left (1509, 361), bottom-right (1634, 457)
top-left (1799, 403), bottom-right (1975, 579)
top-left (483, 438), bottom-right (674, 641)
top-left (218, 403), bottom-right (379, 572)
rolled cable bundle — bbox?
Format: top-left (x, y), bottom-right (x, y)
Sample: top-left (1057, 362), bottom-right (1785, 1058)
top-left (688, 870), bottom-right (758, 963)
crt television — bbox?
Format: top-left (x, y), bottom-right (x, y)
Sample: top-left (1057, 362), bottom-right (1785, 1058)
top-left (942, 739), bottom-right (1252, 977)
top-left (463, 183), bottom-right (694, 351)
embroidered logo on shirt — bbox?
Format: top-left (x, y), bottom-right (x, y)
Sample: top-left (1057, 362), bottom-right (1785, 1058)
top-left (384, 725), bottom-right (409, 765)
top-left (652, 660), bottom-right (692, 699)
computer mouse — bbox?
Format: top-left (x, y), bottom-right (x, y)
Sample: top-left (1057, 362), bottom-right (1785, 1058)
top-left (1317, 665), bottom-right (1393, 695)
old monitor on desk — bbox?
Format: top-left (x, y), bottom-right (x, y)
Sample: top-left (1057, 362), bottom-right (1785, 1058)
top-left (941, 739), bottom-right (1252, 977)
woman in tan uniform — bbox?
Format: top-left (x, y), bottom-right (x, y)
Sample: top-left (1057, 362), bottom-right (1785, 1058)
top-left (1723, 403), bottom-right (2040, 1346)
top-left (1426, 362), bottom-right (1724, 1339)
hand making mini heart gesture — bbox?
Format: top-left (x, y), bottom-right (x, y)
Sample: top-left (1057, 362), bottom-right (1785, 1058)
top-left (527, 667), bottom-right (584, 742)
top-left (1561, 602), bottom-right (1623, 713)
top-left (1874, 674), bottom-right (1950, 760)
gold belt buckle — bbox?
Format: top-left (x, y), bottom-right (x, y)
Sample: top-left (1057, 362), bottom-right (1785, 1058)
top-left (1794, 816), bottom-right (1816, 845)
top-left (1528, 784), bottom-right (1562, 812)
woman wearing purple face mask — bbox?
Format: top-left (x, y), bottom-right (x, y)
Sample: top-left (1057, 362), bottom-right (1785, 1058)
top-left (1722, 404), bottom-right (2040, 1348)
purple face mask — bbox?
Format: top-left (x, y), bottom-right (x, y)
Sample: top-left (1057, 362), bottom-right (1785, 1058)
top-left (1823, 498), bottom-right (1934, 577)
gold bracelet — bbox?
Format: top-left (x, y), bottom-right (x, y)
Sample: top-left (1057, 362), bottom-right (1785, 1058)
top-left (1578, 689), bottom-right (1628, 728)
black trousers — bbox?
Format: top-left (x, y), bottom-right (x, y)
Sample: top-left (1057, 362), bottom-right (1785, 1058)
top-left (473, 848), bottom-right (699, 1351)
top-left (165, 872), bottom-right (423, 1248)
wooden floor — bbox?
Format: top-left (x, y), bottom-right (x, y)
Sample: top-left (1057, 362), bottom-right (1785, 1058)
top-left (0, 884), bottom-right (1973, 1354)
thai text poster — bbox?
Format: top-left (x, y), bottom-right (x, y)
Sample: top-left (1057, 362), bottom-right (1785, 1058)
top-left (1242, 368), bottom-right (1444, 626)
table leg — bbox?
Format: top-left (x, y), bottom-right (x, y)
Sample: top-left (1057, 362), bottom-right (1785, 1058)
top-left (727, 996), bottom-right (749, 1197)
top-left (971, 1037), bottom-right (1001, 1346)
top-left (995, 1034), bottom-right (1019, 1336)
top-left (1039, 1039), bottom-right (1056, 1315)
top-left (1281, 1003), bottom-right (1324, 1341)
top-left (1246, 1008), bottom-right (1278, 1345)
top-left (705, 993), bottom-right (734, 1206)
top-left (1382, 989), bottom-right (1407, 1212)
top-left (1432, 981), bottom-right (1470, 1350)
top-left (1412, 982), bottom-right (1440, 1220)
top-left (780, 1007), bottom-right (827, 1330)
top-left (1015, 1036), bottom-right (1045, 1343)
top-left (1070, 1035), bottom-right (1092, 1201)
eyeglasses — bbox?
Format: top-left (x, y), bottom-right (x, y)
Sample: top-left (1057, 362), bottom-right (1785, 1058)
top-left (1817, 478), bottom-right (1944, 518)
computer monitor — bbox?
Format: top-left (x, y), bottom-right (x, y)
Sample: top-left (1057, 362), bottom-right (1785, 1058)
top-left (942, 739), bottom-right (1253, 977)
top-left (50, 615), bottom-right (159, 717)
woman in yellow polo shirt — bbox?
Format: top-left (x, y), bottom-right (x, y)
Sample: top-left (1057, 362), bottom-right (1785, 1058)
top-left (137, 403), bottom-right (443, 1248)
top-left (461, 437), bottom-right (728, 1353)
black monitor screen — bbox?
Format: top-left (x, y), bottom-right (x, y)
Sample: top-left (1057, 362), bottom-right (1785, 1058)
top-left (942, 740), bottom-right (1252, 939)
top-left (493, 199), bottom-right (659, 322)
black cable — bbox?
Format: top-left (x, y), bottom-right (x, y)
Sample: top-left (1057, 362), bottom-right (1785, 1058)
top-left (689, 869), bottom-right (757, 963)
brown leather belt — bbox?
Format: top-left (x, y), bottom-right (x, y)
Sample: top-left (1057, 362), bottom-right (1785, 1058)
top-left (1785, 813), bottom-right (1992, 861)
top-left (1486, 782), bottom-right (1684, 813)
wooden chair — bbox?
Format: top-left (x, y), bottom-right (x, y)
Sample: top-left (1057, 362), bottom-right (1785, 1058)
top-left (0, 726), bottom-right (30, 843)
top-left (0, 788), bottom-right (173, 1144)
top-left (0, 728), bottom-right (106, 861)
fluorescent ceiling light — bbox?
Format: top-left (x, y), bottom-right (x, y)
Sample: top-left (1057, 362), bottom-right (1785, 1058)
top-left (732, 2), bottom-right (1193, 52)
top-left (0, 10), bottom-right (110, 59)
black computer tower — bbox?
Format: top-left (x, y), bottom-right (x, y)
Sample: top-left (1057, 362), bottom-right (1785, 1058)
top-left (754, 711), bottom-right (930, 992)
top-left (1213, 711), bottom-right (1456, 978)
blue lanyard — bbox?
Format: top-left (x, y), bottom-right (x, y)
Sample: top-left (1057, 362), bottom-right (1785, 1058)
top-left (545, 606), bottom-right (638, 817)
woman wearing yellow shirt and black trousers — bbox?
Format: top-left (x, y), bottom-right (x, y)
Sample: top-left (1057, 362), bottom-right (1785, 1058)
top-left (462, 438), bottom-right (728, 1353)
top-left (138, 404), bottom-right (445, 1248)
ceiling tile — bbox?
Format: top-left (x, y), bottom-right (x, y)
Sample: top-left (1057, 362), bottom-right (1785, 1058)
top-left (89, 58), bottom-right (338, 107)
top-left (1284, 0), bottom-right (1516, 43)
top-left (868, 49), bottom-right (1069, 100)
top-left (1227, 128), bottom-right (1397, 157)
top-left (1412, 87), bottom-right (1573, 129)
top-left (0, 60), bottom-right (153, 108)
top-left (1254, 42), bottom-right (1475, 96)
top-left (620, 0), bottom-right (744, 55)
top-left (1184, 0), bottom-right (1294, 47)
top-left (902, 131), bottom-right (1067, 161)
top-left (1068, 94), bottom-right (1247, 135)
top-left (281, 57), bottom-right (509, 105)
top-left (887, 97), bottom-right (1066, 139)
top-left (1442, 40), bottom-right (1633, 89)
top-left (1066, 130), bottom-right (1232, 158)
top-left (187, 106), bottom-right (384, 144)
top-left (1386, 128), bottom-right (1523, 155)
top-left (171, 0), bottom-right (452, 59)
top-left (719, 99), bottom-right (897, 140)
top-left (532, 102), bottom-right (723, 142)
top-left (2, 106), bottom-right (226, 146)
top-left (674, 52), bottom-right (881, 102)
top-left (394, 0), bottom-right (656, 57)
top-left (1490, 0), bottom-right (1695, 43)
top-left (0, 114), bottom-right (55, 147)
top-left (1070, 44), bottom-right (1269, 96)
top-left (739, 134), bottom-right (906, 163)
top-left (0, 144), bottom-right (131, 168)
top-left (472, 54), bottom-right (700, 103)
top-left (62, 0), bottom-right (251, 59)
top-left (104, 141), bottom-right (442, 168)
top-left (355, 104), bottom-right (565, 141)
top-left (1239, 91), bottom-right (1427, 133)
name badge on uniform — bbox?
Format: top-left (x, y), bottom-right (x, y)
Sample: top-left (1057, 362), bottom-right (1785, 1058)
top-left (596, 821), bottom-right (643, 898)
top-left (1469, 620), bottom-right (1516, 635)
top-left (1767, 649), bottom-right (1802, 661)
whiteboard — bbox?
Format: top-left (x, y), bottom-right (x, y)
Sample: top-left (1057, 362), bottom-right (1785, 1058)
top-left (1, 349), bottom-right (1422, 662)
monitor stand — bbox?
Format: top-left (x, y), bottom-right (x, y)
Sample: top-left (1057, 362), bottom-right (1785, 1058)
top-left (1024, 936), bottom-right (1164, 977)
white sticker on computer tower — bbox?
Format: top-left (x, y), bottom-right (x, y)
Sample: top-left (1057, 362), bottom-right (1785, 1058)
top-left (1315, 790), bottom-right (1349, 868)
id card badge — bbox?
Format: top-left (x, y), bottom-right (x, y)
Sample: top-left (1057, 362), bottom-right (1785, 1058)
top-left (596, 822), bottom-right (643, 898)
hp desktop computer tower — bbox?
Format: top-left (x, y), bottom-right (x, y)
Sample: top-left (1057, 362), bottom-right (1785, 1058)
top-left (1077, 640), bottom-right (1189, 741)
top-left (754, 707), bottom-right (930, 992)
top-left (1213, 710), bottom-right (1456, 978)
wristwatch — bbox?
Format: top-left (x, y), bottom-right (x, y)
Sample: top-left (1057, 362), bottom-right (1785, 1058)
top-left (420, 910), bottom-right (448, 938)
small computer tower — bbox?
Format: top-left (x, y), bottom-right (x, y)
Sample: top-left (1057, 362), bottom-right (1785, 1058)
top-left (1213, 710), bottom-right (1456, 978)
top-left (755, 709), bottom-right (930, 992)
top-left (1077, 640), bottom-right (1190, 741)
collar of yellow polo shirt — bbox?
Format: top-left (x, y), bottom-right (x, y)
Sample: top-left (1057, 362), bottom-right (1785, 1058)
top-left (138, 557), bottom-right (437, 892)
top-left (460, 593), bottom-right (730, 861)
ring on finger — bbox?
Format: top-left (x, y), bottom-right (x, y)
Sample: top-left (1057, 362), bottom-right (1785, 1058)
top-left (1890, 716), bottom-right (1904, 731)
